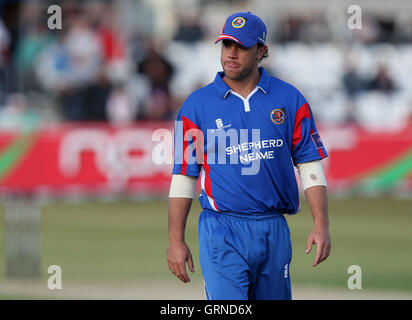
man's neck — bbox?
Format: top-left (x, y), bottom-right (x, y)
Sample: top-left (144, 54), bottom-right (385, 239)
top-left (223, 68), bottom-right (261, 99)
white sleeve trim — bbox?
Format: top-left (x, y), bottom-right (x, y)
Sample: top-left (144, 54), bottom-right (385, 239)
top-left (295, 160), bottom-right (327, 191)
top-left (169, 174), bottom-right (197, 199)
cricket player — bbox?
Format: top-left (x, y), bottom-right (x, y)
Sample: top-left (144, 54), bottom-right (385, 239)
top-left (167, 11), bottom-right (331, 300)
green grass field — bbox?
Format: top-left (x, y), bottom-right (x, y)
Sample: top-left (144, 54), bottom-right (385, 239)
top-left (0, 197), bottom-right (411, 296)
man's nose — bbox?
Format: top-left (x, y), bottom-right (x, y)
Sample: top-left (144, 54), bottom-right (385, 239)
top-left (227, 43), bottom-right (238, 58)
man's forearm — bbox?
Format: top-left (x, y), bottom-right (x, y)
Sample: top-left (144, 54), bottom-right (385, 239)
top-left (167, 197), bottom-right (195, 283)
top-left (168, 197), bottom-right (193, 242)
top-left (304, 185), bottom-right (331, 266)
top-left (304, 185), bottom-right (329, 227)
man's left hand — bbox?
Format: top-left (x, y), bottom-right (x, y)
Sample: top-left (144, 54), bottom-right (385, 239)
top-left (305, 226), bottom-right (331, 266)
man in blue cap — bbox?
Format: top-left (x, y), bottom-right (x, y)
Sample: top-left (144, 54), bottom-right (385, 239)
top-left (167, 12), bottom-right (331, 300)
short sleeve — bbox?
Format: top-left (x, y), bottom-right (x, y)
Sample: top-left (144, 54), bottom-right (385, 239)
top-left (172, 97), bottom-right (203, 177)
top-left (291, 93), bottom-right (328, 165)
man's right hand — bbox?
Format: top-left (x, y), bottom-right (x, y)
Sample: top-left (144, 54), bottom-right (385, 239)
top-left (167, 240), bottom-right (195, 283)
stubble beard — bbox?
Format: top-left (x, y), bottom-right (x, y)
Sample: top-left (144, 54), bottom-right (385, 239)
top-left (222, 61), bottom-right (255, 82)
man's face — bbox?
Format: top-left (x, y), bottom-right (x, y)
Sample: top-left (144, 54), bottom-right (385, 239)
top-left (220, 40), bottom-right (261, 81)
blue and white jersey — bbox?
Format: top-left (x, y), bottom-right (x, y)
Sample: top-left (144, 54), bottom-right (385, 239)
top-left (172, 67), bottom-right (327, 215)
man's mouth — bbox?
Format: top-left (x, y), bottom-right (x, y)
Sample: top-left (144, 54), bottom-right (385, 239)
top-left (225, 62), bottom-right (240, 70)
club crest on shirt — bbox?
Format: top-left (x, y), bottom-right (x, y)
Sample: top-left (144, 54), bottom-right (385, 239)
top-left (232, 17), bottom-right (246, 28)
top-left (270, 108), bottom-right (285, 125)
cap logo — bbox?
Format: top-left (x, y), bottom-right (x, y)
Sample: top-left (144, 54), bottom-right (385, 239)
top-left (232, 17), bottom-right (246, 28)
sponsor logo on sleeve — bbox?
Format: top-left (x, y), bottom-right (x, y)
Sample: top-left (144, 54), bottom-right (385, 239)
top-left (311, 132), bottom-right (324, 149)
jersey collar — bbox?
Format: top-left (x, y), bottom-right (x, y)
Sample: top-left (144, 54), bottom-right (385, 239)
top-left (213, 66), bottom-right (271, 99)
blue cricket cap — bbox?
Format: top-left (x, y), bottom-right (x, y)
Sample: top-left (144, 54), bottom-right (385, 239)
top-left (215, 12), bottom-right (267, 48)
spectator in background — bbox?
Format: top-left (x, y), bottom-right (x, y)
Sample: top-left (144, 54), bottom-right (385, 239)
top-left (62, 11), bottom-right (102, 120)
top-left (342, 59), bottom-right (368, 97)
top-left (4, 1), bottom-right (54, 95)
top-left (278, 15), bottom-right (302, 42)
top-left (82, 67), bottom-right (111, 121)
top-left (277, 13), bottom-right (331, 43)
top-left (34, 0), bottom-right (138, 123)
top-left (35, 7), bottom-right (102, 121)
top-left (106, 82), bottom-right (136, 125)
top-left (13, 1), bottom-right (53, 70)
top-left (354, 15), bottom-right (380, 44)
top-left (87, 1), bottom-right (135, 123)
top-left (400, 20), bottom-right (412, 43)
top-left (0, 18), bottom-right (10, 63)
top-left (299, 12), bottom-right (331, 42)
top-left (93, 1), bottom-right (131, 83)
top-left (341, 57), bottom-right (369, 123)
top-left (14, 19), bottom-right (55, 92)
top-left (0, 92), bottom-right (40, 130)
top-left (368, 64), bottom-right (396, 94)
top-left (0, 17), bottom-right (11, 105)
top-left (137, 42), bottom-right (175, 120)
top-left (174, 11), bottom-right (205, 43)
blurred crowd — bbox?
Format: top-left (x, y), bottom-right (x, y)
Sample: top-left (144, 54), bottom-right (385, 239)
top-left (0, 0), bottom-right (181, 126)
top-left (0, 0), bottom-right (412, 130)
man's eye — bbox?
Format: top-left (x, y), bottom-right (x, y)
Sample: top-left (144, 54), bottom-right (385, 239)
top-left (222, 40), bottom-right (247, 50)
top-left (222, 40), bottom-right (231, 47)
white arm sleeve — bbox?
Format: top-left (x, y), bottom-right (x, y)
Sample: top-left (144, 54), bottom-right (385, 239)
top-left (295, 160), bottom-right (327, 191)
top-left (168, 174), bottom-right (197, 199)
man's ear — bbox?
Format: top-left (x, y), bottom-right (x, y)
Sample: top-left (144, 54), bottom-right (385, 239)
top-left (257, 45), bottom-right (267, 61)
top-left (261, 45), bottom-right (268, 57)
